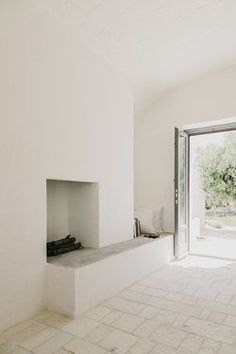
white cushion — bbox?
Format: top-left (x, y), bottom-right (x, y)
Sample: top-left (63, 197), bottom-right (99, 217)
top-left (134, 208), bottom-right (155, 234)
top-left (154, 208), bottom-right (163, 234)
top-left (134, 207), bottom-right (163, 235)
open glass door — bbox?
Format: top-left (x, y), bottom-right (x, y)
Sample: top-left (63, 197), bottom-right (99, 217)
top-left (175, 128), bottom-right (189, 259)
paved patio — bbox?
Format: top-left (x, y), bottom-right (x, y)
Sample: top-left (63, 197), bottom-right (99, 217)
top-left (190, 236), bottom-right (236, 260)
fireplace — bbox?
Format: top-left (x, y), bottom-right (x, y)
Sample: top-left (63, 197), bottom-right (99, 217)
top-left (46, 179), bottom-right (99, 252)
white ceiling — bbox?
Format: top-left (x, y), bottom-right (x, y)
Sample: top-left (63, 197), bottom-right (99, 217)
top-left (53, 0), bottom-right (236, 116)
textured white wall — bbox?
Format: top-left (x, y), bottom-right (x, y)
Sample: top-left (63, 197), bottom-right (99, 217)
top-left (47, 181), bottom-right (70, 241)
top-left (69, 182), bottom-right (99, 248)
top-left (135, 65), bottom-right (236, 232)
top-left (47, 180), bottom-right (99, 248)
top-left (0, 1), bottom-right (133, 330)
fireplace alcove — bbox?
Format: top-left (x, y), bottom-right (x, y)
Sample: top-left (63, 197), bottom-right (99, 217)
top-left (46, 179), bottom-right (99, 250)
top-left (46, 180), bottom-right (174, 318)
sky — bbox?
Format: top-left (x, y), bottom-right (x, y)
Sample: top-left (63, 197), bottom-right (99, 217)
top-left (191, 130), bottom-right (236, 148)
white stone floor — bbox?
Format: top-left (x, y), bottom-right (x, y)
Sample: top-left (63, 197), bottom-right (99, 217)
top-left (2, 256), bottom-right (236, 354)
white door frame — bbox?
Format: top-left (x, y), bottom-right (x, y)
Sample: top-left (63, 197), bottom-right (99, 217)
top-left (175, 122), bottom-right (236, 259)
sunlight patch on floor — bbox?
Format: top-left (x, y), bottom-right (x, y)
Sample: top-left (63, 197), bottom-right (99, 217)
top-left (190, 236), bottom-right (236, 261)
top-left (173, 255), bottom-right (236, 269)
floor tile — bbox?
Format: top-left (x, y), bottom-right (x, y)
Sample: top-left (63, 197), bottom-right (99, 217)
top-left (21, 327), bottom-right (58, 350)
top-left (84, 324), bottom-right (113, 344)
top-left (34, 311), bottom-right (70, 328)
top-left (105, 297), bottom-right (145, 315)
top-left (197, 309), bottom-right (211, 320)
top-left (143, 287), bottom-right (167, 298)
top-left (178, 333), bottom-right (203, 353)
top-left (32, 332), bottom-right (73, 354)
top-left (183, 317), bottom-right (236, 344)
top-left (101, 310), bottom-right (123, 325)
top-left (138, 305), bottom-right (159, 320)
top-left (215, 292), bottom-right (232, 304)
top-left (165, 292), bottom-right (184, 302)
top-left (127, 338), bottom-right (155, 353)
top-left (5, 323), bottom-right (48, 345)
top-left (172, 314), bottom-right (189, 329)
top-left (54, 349), bottom-right (72, 354)
top-left (111, 313), bottom-right (144, 332)
top-left (0, 343), bottom-right (18, 354)
top-left (3, 321), bottom-right (43, 340)
top-left (128, 284), bottom-right (148, 293)
top-left (208, 311), bottom-right (226, 324)
top-left (134, 320), bottom-right (159, 338)
top-left (230, 295), bottom-right (236, 307)
top-left (149, 342), bottom-right (178, 353)
top-left (100, 329), bottom-right (138, 352)
top-left (225, 315), bottom-right (236, 328)
top-left (62, 317), bottom-right (99, 337)
top-left (85, 306), bottom-right (111, 321)
top-left (181, 295), bottom-right (198, 306)
top-left (219, 343), bottom-right (236, 354)
top-left (136, 294), bottom-right (151, 304)
top-left (154, 309), bottom-right (178, 325)
top-left (12, 347), bottom-right (32, 354)
top-left (147, 296), bottom-right (201, 317)
top-left (119, 289), bottom-right (143, 301)
top-left (200, 338), bottom-right (220, 353)
top-left (64, 337), bottom-right (110, 354)
top-left (194, 287), bottom-right (219, 301)
top-left (149, 325), bottom-right (187, 348)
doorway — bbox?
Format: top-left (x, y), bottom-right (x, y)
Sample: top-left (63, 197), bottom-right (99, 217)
top-left (175, 123), bottom-right (236, 260)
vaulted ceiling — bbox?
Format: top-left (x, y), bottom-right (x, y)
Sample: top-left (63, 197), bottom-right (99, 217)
top-left (45, 1), bottom-right (236, 116)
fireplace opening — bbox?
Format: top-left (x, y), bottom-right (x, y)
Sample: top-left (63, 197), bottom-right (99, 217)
top-left (46, 179), bottom-right (99, 257)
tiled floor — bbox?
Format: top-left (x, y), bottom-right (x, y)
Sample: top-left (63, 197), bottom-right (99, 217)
top-left (1, 256), bottom-right (236, 354)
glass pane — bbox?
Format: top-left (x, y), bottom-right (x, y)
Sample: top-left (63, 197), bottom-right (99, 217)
top-left (179, 135), bottom-right (186, 226)
top-left (179, 229), bottom-right (188, 253)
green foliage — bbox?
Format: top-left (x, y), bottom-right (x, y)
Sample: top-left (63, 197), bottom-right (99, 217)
top-left (199, 132), bottom-right (236, 208)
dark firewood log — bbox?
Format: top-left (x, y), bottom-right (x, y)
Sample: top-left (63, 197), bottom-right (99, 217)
top-left (47, 241), bottom-right (82, 257)
top-left (47, 234), bottom-right (75, 250)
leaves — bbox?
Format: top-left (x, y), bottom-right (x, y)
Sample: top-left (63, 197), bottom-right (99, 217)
top-left (199, 132), bottom-right (236, 208)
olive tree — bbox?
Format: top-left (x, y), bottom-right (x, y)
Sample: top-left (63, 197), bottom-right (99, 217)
top-left (199, 133), bottom-right (236, 208)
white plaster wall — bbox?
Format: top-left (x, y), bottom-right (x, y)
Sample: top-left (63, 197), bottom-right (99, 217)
top-left (47, 180), bottom-right (70, 241)
top-left (69, 182), bottom-right (99, 248)
top-left (135, 64), bottom-right (236, 232)
top-left (46, 264), bottom-right (75, 318)
top-left (0, 1), bottom-right (133, 330)
top-left (47, 180), bottom-right (99, 247)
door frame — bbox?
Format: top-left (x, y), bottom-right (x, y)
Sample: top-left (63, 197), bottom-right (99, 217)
top-left (175, 122), bottom-right (236, 259)
top-left (174, 128), bottom-right (189, 259)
